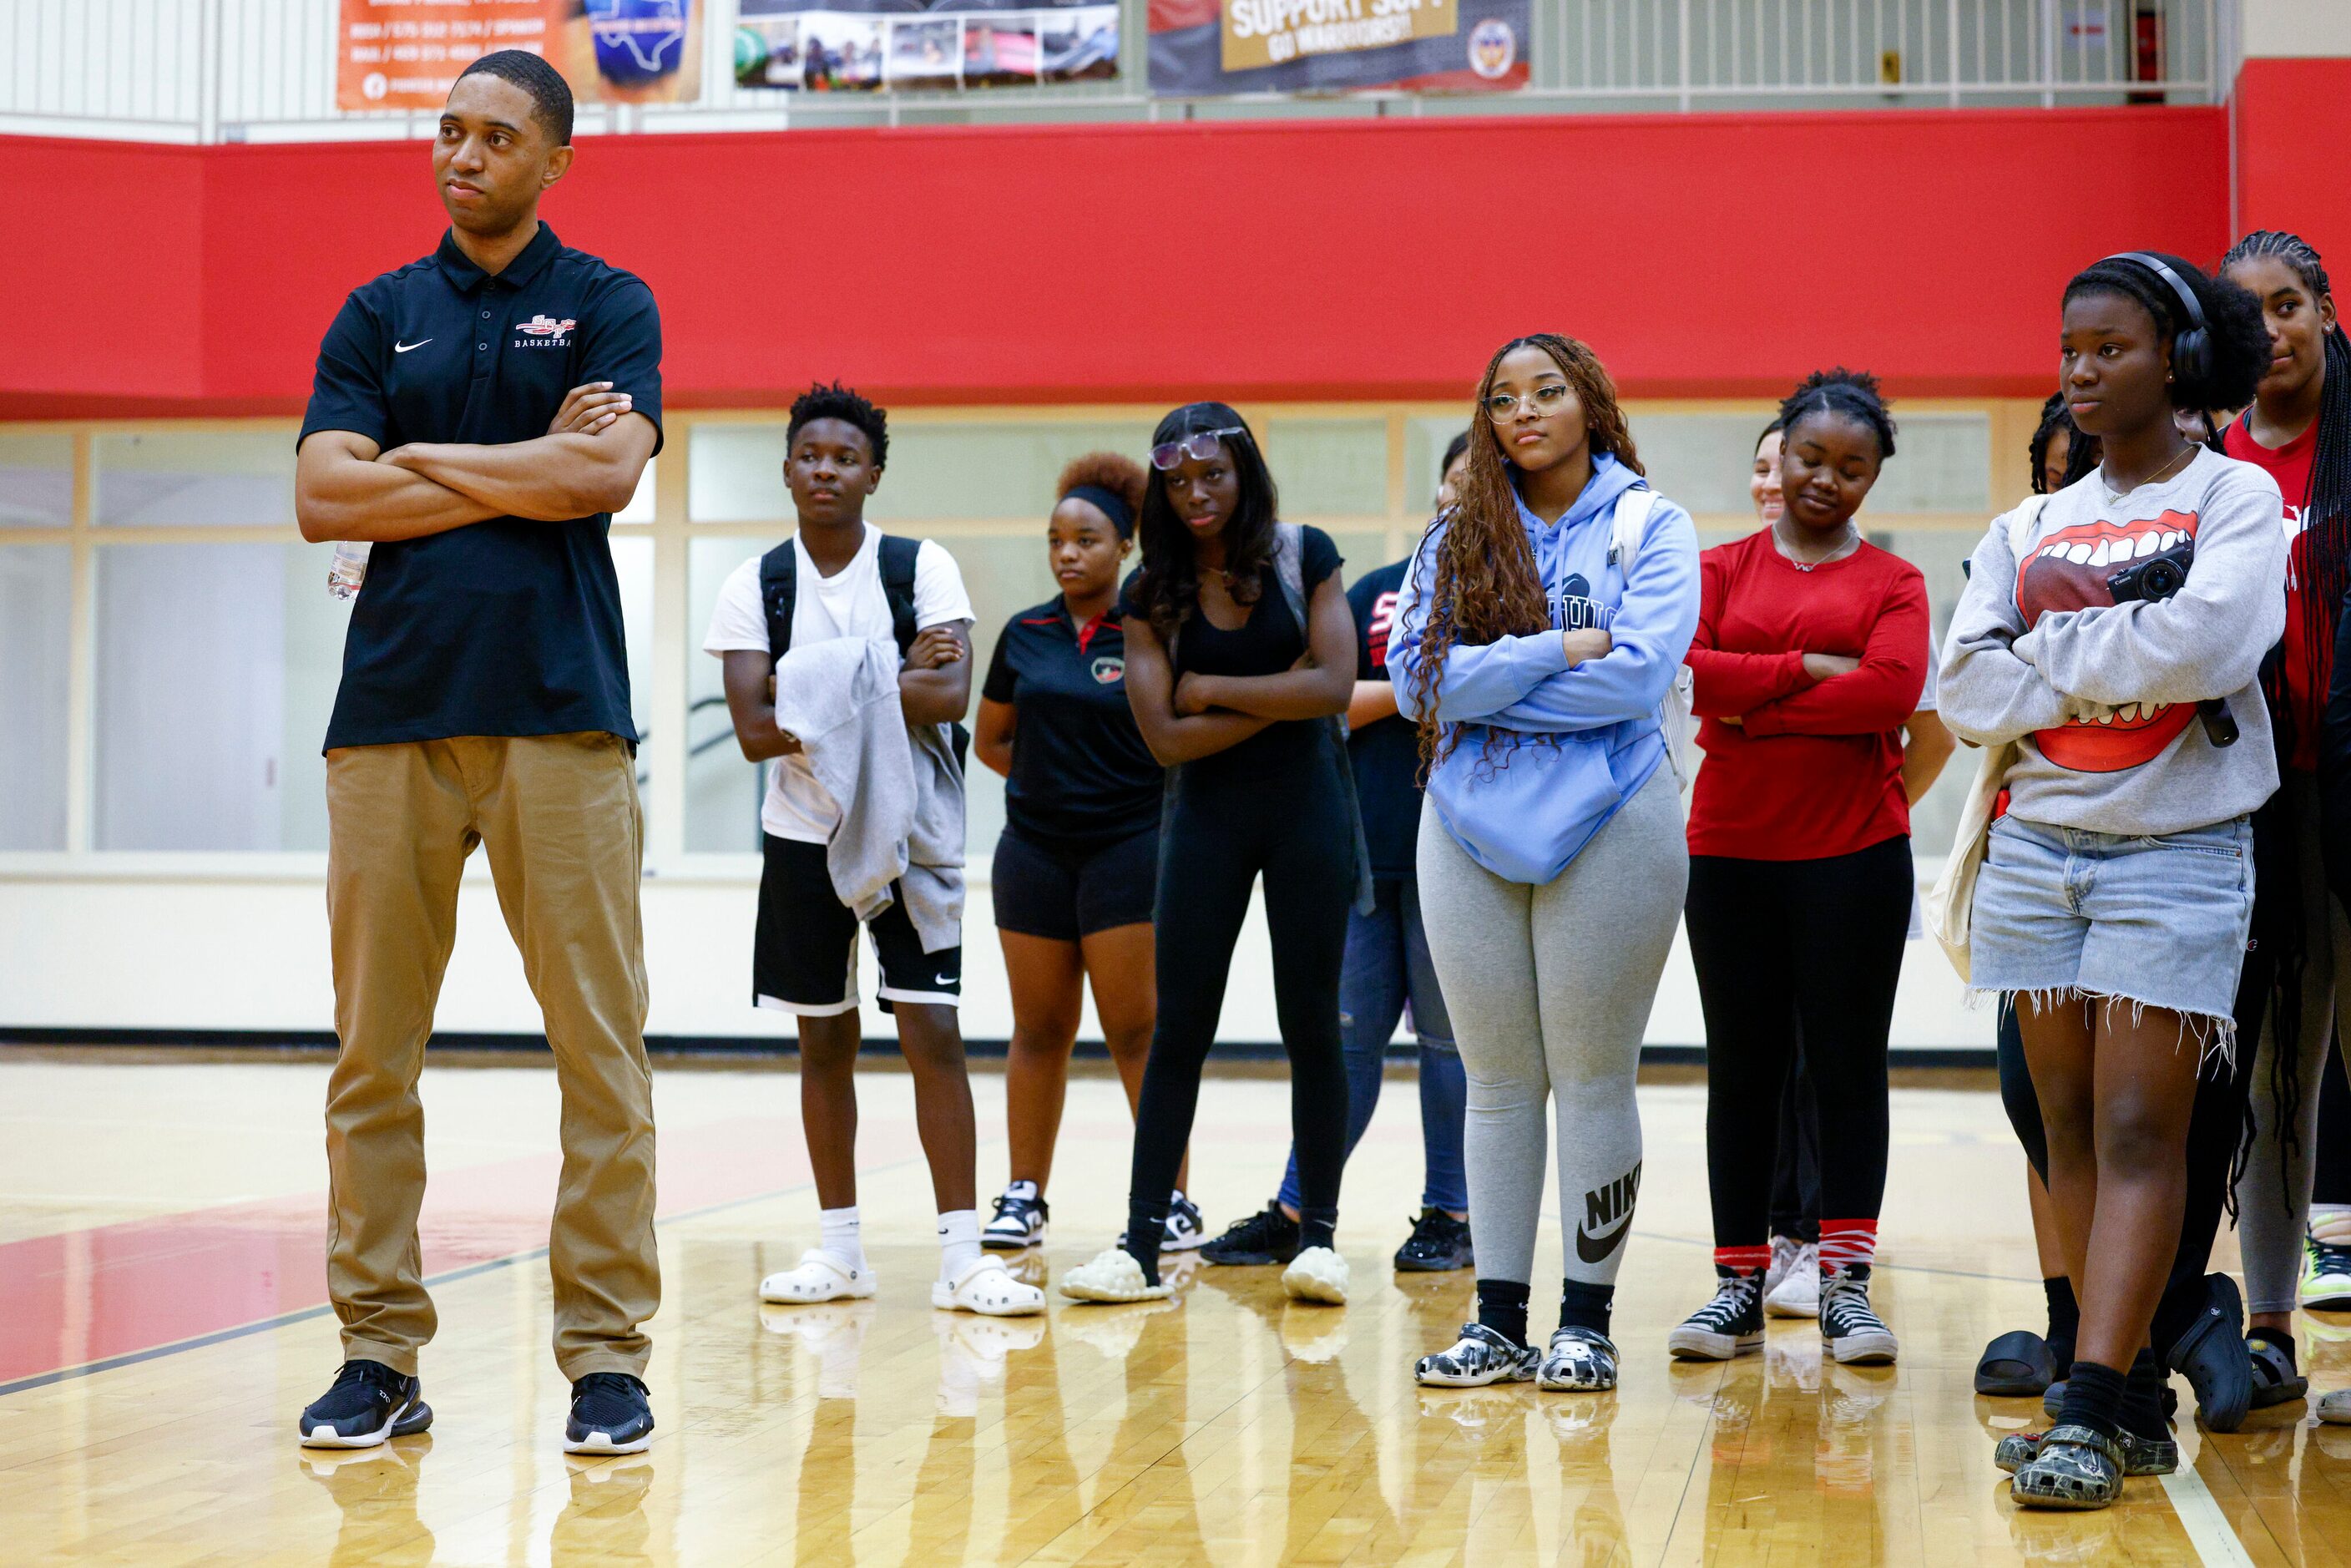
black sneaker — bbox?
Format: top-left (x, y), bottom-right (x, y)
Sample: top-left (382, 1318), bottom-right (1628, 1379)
top-left (1200, 1202), bottom-right (1301, 1267)
top-left (299, 1359), bottom-right (433, 1449)
top-left (1666, 1267), bottom-right (1764, 1360)
top-left (564, 1372), bottom-right (655, 1454)
top-left (1393, 1209), bottom-right (1473, 1272)
top-left (983, 1181), bottom-right (1049, 1251)
top-left (1819, 1264), bottom-right (1898, 1364)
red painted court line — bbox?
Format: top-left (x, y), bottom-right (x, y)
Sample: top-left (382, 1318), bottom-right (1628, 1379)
top-left (0, 1115), bottom-right (822, 1388)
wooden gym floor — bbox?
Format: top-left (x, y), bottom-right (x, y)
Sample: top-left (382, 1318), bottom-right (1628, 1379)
top-left (3, 1051), bottom-right (2348, 1565)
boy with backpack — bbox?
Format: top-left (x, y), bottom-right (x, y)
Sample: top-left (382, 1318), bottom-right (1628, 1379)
top-left (703, 381), bottom-right (1044, 1318)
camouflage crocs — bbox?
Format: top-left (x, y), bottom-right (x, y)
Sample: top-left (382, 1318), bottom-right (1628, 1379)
top-left (2010, 1424), bottom-right (2126, 1510)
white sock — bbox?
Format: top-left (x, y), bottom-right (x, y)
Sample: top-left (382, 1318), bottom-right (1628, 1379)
top-left (820, 1206), bottom-right (865, 1273)
top-left (2314, 1204), bottom-right (2351, 1247)
top-left (938, 1209), bottom-right (982, 1281)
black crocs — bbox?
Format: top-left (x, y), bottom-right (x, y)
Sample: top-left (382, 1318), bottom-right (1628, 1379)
top-left (2246, 1331), bottom-right (2309, 1410)
top-left (2164, 1273), bottom-right (2252, 1432)
top-left (1975, 1329), bottom-right (2058, 1397)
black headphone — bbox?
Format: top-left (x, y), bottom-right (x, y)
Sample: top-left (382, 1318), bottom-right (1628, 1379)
top-left (2101, 251), bottom-right (2211, 387)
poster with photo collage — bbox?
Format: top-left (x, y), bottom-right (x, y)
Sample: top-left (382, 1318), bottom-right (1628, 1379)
top-left (735, 0), bottom-right (1119, 93)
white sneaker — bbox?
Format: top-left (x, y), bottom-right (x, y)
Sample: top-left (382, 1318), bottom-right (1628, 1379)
top-left (932, 1255), bottom-right (1046, 1316)
top-left (2303, 1230), bottom-right (2351, 1312)
top-left (1282, 1245), bottom-right (1349, 1305)
top-left (1163, 1191), bottom-right (1207, 1252)
top-left (2318, 1387), bottom-right (2351, 1425)
top-left (759, 1249), bottom-right (876, 1305)
top-left (1765, 1243), bottom-right (1820, 1318)
top-left (1059, 1247), bottom-right (1171, 1302)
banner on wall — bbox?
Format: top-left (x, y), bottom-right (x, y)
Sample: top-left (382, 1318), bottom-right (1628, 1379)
top-left (733, 0), bottom-right (1119, 93)
top-left (1149, 0), bottom-right (1527, 95)
top-left (336, 1), bottom-right (705, 114)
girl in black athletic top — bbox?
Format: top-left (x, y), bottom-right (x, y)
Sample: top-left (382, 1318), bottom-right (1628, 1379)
top-left (1058, 402), bottom-right (1365, 1308)
top-left (974, 454), bottom-right (1193, 1253)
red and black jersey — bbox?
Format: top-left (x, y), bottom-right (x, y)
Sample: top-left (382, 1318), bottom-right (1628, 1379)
top-left (983, 598), bottom-right (1163, 850)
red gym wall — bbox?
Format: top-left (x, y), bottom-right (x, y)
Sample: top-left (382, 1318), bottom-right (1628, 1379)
top-left (0, 104), bottom-right (2240, 420)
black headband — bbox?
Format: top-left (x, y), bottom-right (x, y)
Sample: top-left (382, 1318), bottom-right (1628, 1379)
top-left (1064, 483), bottom-right (1135, 538)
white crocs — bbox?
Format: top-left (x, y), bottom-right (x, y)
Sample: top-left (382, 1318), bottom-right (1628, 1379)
top-left (759, 1249), bottom-right (876, 1305)
top-left (1059, 1247), bottom-right (1173, 1302)
top-left (933, 1254), bottom-right (1047, 1316)
top-left (1282, 1245), bottom-right (1349, 1305)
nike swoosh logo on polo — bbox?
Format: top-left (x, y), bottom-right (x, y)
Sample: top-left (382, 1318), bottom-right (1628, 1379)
top-left (393, 339), bottom-right (431, 352)
top-left (1575, 1216), bottom-right (1632, 1265)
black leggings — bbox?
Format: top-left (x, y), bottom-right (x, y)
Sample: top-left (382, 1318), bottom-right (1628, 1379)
top-left (1125, 754), bottom-right (1354, 1266)
top-left (1770, 1051), bottom-right (1823, 1243)
top-left (2318, 1039), bottom-right (2351, 1206)
top-left (1686, 837), bottom-right (1913, 1247)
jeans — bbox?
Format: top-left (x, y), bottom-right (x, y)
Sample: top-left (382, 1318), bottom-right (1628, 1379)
top-left (1277, 874), bottom-right (1468, 1215)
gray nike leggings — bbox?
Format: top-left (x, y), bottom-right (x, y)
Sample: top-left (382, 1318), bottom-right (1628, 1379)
top-left (1416, 767), bottom-right (1687, 1290)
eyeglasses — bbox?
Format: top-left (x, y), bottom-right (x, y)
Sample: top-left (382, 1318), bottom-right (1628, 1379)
top-left (1150, 427), bottom-right (1247, 471)
top-left (1484, 383), bottom-right (1575, 419)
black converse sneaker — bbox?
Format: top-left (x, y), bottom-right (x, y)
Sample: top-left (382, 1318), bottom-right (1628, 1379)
top-left (1162, 1191), bottom-right (1207, 1252)
top-left (565, 1373), bottom-right (655, 1454)
top-left (1200, 1202), bottom-right (1301, 1266)
top-left (983, 1181), bottom-right (1049, 1251)
top-left (1393, 1209), bottom-right (1474, 1272)
top-left (1415, 1323), bottom-right (1538, 1387)
top-left (1666, 1267), bottom-right (1765, 1361)
top-left (1819, 1264), bottom-right (1898, 1364)
top-left (299, 1359), bottom-right (433, 1449)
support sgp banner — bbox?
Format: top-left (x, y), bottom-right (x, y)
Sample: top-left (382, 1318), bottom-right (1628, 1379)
top-left (336, 2), bottom-right (704, 112)
top-left (1150, 0), bottom-right (1527, 94)
top-left (734, 0), bottom-right (1120, 94)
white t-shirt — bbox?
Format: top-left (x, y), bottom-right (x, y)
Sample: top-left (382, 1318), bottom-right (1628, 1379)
top-left (703, 524), bottom-right (973, 842)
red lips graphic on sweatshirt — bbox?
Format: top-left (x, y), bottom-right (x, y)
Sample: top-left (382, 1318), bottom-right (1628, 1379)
top-left (2016, 508), bottom-right (2201, 773)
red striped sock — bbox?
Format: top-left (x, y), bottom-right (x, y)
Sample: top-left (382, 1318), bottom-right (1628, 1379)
top-left (1714, 1244), bottom-right (1770, 1275)
top-left (1819, 1219), bottom-right (1878, 1275)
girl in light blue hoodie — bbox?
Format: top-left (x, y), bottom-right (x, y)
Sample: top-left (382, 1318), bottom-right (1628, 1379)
top-left (1392, 332), bottom-right (1700, 1395)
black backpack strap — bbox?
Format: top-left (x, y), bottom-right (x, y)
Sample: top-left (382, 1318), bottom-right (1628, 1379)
top-left (757, 541), bottom-right (798, 671)
top-left (878, 534), bottom-right (923, 656)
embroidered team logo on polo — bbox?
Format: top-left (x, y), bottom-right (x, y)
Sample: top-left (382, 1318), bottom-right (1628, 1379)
top-left (1090, 655), bottom-right (1125, 685)
top-left (513, 315), bottom-right (578, 348)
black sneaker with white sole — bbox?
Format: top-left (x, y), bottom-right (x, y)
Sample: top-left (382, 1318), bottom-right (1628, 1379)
top-left (1819, 1264), bottom-right (1898, 1364)
top-left (1666, 1267), bottom-right (1765, 1360)
top-left (299, 1359), bottom-right (433, 1449)
top-left (1416, 1323), bottom-right (1538, 1387)
top-left (565, 1373), bottom-right (655, 1454)
top-left (1200, 1202), bottom-right (1301, 1267)
top-left (1393, 1209), bottom-right (1474, 1272)
top-left (983, 1181), bottom-right (1049, 1251)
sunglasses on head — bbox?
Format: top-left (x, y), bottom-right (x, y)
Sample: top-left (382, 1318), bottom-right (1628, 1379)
top-left (1150, 427), bottom-right (1247, 471)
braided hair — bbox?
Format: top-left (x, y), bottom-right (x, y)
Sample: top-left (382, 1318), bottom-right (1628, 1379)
top-left (1777, 367), bottom-right (1897, 459)
top-left (2028, 392), bottom-right (2101, 494)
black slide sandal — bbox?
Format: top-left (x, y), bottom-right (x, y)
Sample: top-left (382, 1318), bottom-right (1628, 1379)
top-left (1975, 1328), bottom-right (2057, 1396)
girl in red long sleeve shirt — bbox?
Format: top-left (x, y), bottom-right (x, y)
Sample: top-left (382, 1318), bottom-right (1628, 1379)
top-left (1666, 370), bottom-right (1929, 1369)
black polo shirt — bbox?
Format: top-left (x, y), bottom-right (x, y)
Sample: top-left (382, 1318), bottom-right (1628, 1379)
top-left (982, 599), bottom-right (1162, 850)
top-left (300, 224), bottom-right (662, 751)
top-left (1346, 559), bottom-right (1423, 879)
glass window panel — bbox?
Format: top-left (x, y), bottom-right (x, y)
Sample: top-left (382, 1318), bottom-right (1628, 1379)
top-left (614, 457), bottom-right (656, 524)
top-left (0, 433), bottom-right (73, 528)
top-left (1326, 528), bottom-right (1393, 584)
top-left (0, 546), bottom-right (72, 848)
top-left (95, 542), bottom-right (347, 851)
top-left (688, 425), bottom-right (787, 524)
top-left (612, 538), bottom-right (655, 807)
top-left (689, 421), bottom-right (1161, 524)
top-left (1627, 412), bottom-right (1772, 518)
top-left (1403, 416), bottom-right (1473, 521)
top-left (1863, 412), bottom-right (1992, 514)
top-left (1261, 418), bottom-right (1387, 517)
top-left (94, 431), bottom-right (296, 528)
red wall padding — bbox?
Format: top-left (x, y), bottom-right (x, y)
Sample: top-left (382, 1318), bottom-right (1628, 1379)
top-left (0, 104), bottom-right (2228, 418)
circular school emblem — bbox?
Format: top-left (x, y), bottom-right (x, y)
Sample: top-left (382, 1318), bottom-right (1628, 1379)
top-left (1091, 655), bottom-right (1125, 685)
top-left (1469, 18), bottom-right (1515, 78)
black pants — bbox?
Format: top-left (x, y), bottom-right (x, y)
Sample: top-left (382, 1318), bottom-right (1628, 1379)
top-left (1770, 1050), bottom-right (1823, 1243)
top-left (1127, 753), bottom-right (1354, 1253)
top-left (1996, 955), bottom-right (2265, 1352)
top-left (2318, 1039), bottom-right (2351, 1206)
top-left (1686, 837), bottom-right (1913, 1247)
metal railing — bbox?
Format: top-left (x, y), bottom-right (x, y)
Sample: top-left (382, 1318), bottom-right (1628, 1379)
top-left (0, 0), bottom-right (2227, 144)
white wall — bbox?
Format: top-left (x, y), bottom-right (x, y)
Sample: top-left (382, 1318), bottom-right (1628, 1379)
top-left (0, 857), bottom-right (1992, 1052)
top-left (2240, 0), bottom-right (2351, 58)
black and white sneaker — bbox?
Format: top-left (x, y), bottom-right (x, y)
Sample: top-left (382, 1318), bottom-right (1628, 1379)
top-left (1537, 1326), bottom-right (1619, 1392)
top-left (1393, 1209), bottom-right (1474, 1272)
top-left (1415, 1323), bottom-right (1538, 1387)
top-left (1819, 1264), bottom-right (1898, 1364)
top-left (1200, 1202), bottom-right (1301, 1266)
top-left (298, 1359), bottom-right (433, 1449)
top-left (983, 1181), bottom-right (1049, 1251)
top-left (1163, 1191), bottom-right (1206, 1252)
top-left (1666, 1268), bottom-right (1765, 1361)
top-left (564, 1373), bottom-right (655, 1455)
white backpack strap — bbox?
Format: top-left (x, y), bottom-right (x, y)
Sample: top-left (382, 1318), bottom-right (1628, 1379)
top-left (1272, 521), bottom-right (1307, 628)
top-left (2005, 493), bottom-right (2050, 564)
top-left (1608, 488), bottom-right (1658, 573)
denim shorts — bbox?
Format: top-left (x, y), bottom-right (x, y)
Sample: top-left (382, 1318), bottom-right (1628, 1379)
top-left (1970, 813), bottom-right (2254, 1028)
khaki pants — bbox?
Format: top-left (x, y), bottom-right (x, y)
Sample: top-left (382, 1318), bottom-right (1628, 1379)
top-left (324, 732), bottom-right (658, 1381)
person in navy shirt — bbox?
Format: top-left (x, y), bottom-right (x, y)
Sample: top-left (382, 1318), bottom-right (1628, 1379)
top-left (971, 455), bottom-right (1189, 1252)
top-left (291, 51), bottom-right (661, 1459)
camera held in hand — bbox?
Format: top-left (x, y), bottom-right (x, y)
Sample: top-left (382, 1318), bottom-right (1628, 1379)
top-left (2103, 537), bottom-right (2238, 748)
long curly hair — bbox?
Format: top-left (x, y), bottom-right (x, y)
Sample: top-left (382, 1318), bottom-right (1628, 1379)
top-left (1408, 333), bottom-right (1641, 770)
top-left (1125, 402), bottom-right (1280, 641)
